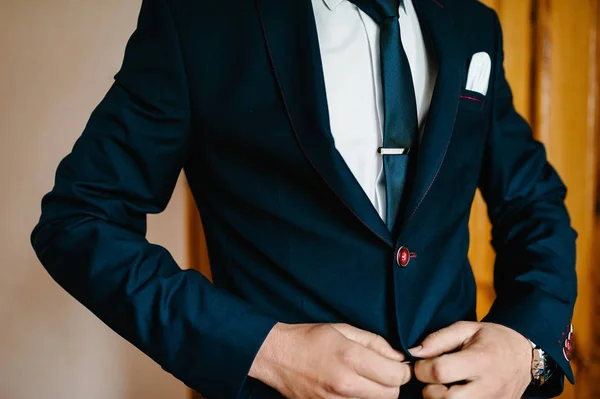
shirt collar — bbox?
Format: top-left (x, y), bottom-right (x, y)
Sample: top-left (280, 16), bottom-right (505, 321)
top-left (322, 0), bottom-right (344, 10)
top-left (321, 0), bottom-right (407, 13)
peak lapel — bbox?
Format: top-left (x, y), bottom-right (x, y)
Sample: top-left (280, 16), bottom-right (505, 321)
top-left (400, 0), bottom-right (463, 227)
top-left (255, 0), bottom-right (393, 246)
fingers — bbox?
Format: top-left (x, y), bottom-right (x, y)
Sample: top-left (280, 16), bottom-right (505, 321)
top-left (411, 322), bottom-right (479, 359)
top-left (423, 384), bottom-right (449, 399)
top-left (415, 346), bottom-right (481, 384)
top-left (422, 383), bottom-right (472, 399)
top-left (332, 324), bottom-right (405, 361)
top-left (328, 324), bottom-right (412, 397)
top-left (365, 334), bottom-right (407, 362)
top-left (341, 342), bottom-right (413, 387)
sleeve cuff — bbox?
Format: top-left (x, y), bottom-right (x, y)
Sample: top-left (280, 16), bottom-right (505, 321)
top-left (482, 288), bottom-right (575, 397)
top-left (183, 312), bottom-right (279, 399)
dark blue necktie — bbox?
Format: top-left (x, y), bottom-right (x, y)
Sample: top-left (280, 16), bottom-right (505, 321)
top-left (350, 0), bottom-right (419, 230)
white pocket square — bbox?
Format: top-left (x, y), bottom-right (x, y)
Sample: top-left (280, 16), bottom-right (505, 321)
top-left (466, 52), bottom-right (491, 96)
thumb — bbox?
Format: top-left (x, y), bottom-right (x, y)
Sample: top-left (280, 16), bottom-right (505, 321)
top-left (409, 321), bottom-right (480, 358)
top-left (331, 323), bottom-right (405, 361)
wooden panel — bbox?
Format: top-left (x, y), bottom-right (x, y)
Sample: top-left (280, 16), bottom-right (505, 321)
top-left (535, 1), bottom-right (598, 398)
top-left (591, 212), bottom-right (600, 399)
top-left (590, 17), bottom-right (600, 394)
top-left (585, 6), bottom-right (600, 398)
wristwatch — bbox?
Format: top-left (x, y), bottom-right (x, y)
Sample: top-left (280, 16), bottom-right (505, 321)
top-left (529, 340), bottom-right (557, 386)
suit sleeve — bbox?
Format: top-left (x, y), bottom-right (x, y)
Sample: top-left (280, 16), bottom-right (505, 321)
top-left (29, 0), bottom-right (279, 397)
top-left (478, 11), bottom-right (578, 397)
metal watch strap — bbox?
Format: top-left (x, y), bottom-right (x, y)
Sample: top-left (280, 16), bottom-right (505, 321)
top-left (529, 339), bottom-right (556, 386)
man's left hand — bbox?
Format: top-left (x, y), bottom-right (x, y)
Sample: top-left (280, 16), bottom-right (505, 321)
top-left (411, 321), bottom-right (533, 399)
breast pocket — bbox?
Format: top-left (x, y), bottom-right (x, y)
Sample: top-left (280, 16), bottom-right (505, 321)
top-left (458, 89), bottom-right (486, 112)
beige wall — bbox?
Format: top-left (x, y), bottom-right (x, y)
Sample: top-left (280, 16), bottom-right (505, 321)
top-left (0, 1), bottom-right (189, 398)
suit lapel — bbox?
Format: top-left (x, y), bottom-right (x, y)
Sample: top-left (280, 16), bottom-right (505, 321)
top-left (400, 0), bottom-right (463, 227)
top-left (256, 0), bottom-right (393, 246)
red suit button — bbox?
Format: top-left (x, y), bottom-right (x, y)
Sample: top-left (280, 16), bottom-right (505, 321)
top-left (397, 246), bottom-right (410, 267)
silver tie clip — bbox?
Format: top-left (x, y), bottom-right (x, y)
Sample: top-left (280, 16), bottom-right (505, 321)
top-left (378, 147), bottom-right (410, 155)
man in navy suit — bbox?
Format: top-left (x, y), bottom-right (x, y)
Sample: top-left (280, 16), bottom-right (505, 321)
top-left (31, 0), bottom-right (577, 398)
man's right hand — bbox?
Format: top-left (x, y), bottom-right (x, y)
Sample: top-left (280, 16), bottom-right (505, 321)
top-left (248, 322), bottom-right (413, 399)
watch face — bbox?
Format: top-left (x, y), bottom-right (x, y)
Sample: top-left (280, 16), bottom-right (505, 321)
top-left (532, 349), bottom-right (544, 380)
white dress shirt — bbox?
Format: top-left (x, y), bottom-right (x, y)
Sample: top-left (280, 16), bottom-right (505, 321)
top-left (311, 0), bottom-right (438, 223)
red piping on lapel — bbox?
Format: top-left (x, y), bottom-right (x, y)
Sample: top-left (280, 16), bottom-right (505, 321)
top-left (255, 1), bottom-right (393, 247)
top-left (406, 140), bottom-right (451, 223)
top-left (431, 0), bottom-right (444, 8)
top-left (460, 95), bottom-right (483, 103)
top-left (406, 100), bottom-right (457, 224)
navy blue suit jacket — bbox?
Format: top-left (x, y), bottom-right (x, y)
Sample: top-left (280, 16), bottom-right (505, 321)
top-left (31, 0), bottom-right (578, 397)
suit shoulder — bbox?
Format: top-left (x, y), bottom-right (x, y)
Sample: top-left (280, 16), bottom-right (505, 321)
top-left (449, 0), bottom-right (500, 43)
top-left (450, 0), bottom-right (498, 21)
